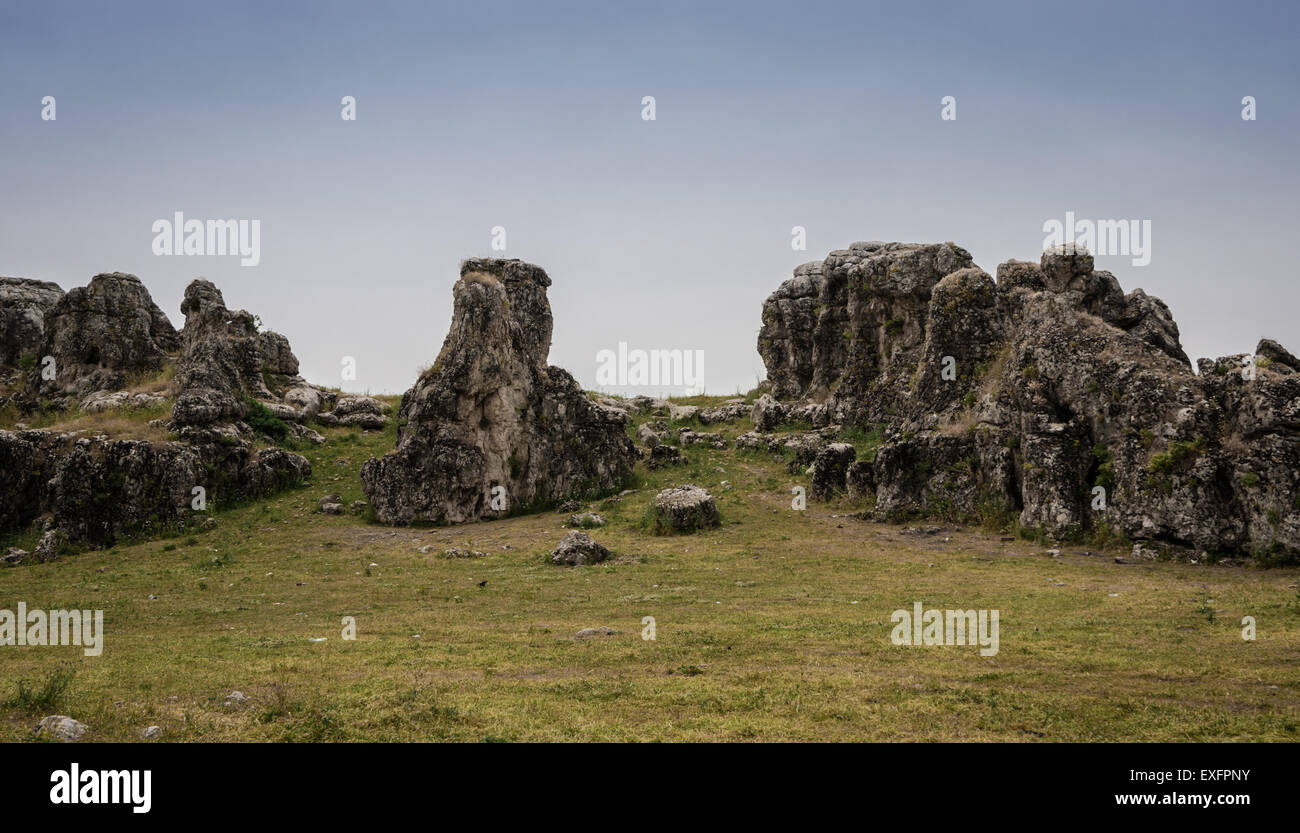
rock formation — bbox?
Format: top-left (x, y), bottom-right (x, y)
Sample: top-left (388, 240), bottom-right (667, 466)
top-left (0, 273), bottom-right (315, 551)
top-left (0, 276), bottom-right (64, 369)
top-left (37, 273), bottom-right (179, 400)
top-left (362, 258), bottom-right (636, 524)
top-left (758, 241), bottom-right (1300, 560)
top-left (0, 427), bottom-right (308, 547)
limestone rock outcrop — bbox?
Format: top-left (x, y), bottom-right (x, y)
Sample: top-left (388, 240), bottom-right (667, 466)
top-left (361, 258), bottom-right (637, 524)
top-left (759, 240), bottom-right (1300, 560)
top-left (38, 273), bottom-right (179, 398)
top-left (0, 428), bottom-right (309, 547)
top-left (0, 276), bottom-right (64, 369)
top-left (171, 279), bottom-right (297, 427)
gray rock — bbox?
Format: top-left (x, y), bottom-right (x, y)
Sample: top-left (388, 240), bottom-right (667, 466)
top-left (566, 512), bottom-right (606, 528)
top-left (0, 276), bottom-right (64, 369)
top-left (362, 259), bottom-right (637, 525)
top-left (3, 547), bottom-right (28, 567)
top-left (33, 528), bottom-right (64, 562)
top-left (757, 239), bottom-right (1300, 559)
top-left (810, 443), bottom-right (856, 500)
top-left (140, 725), bottom-right (163, 740)
top-left (36, 715), bottom-right (87, 741)
top-left (750, 393), bottom-right (787, 432)
top-left (636, 423), bottom-right (661, 447)
top-left (441, 546), bottom-right (487, 558)
top-left (551, 530), bottom-right (610, 565)
top-left (38, 273), bottom-right (178, 399)
top-left (650, 485), bottom-right (720, 534)
top-left (645, 444), bottom-right (685, 470)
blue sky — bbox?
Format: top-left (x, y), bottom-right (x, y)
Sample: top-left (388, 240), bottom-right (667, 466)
top-left (2, 0), bottom-right (1296, 394)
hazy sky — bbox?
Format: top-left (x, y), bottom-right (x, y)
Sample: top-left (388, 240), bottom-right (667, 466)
top-left (2, 0), bottom-right (1296, 395)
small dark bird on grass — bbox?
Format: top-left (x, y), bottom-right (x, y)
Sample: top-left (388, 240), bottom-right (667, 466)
top-left (478, 580), bottom-right (488, 588)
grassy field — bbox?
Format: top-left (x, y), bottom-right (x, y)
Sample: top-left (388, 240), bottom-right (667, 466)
top-left (2, 395), bottom-right (1299, 742)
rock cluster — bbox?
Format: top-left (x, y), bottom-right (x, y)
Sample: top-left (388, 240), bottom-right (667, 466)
top-left (758, 241), bottom-right (1300, 559)
top-left (0, 273), bottom-right (314, 551)
top-left (362, 259), bottom-right (637, 524)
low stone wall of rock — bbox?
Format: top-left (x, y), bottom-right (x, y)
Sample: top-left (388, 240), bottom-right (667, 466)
top-left (0, 428), bottom-right (309, 549)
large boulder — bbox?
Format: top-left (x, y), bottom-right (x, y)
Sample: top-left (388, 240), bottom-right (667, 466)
top-left (0, 276), bottom-right (65, 369)
top-left (37, 273), bottom-right (178, 397)
top-left (361, 259), bottom-right (637, 524)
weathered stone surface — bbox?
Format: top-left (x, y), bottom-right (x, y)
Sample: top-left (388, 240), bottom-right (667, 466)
top-left (326, 395), bottom-right (388, 429)
top-left (650, 485), bottom-right (720, 534)
top-left (80, 390), bottom-right (167, 413)
top-left (35, 715), bottom-right (87, 741)
top-left (362, 259), bottom-right (637, 524)
top-left (645, 443), bottom-right (685, 470)
top-left (750, 393), bottom-right (787, 431)
top-left (758, 242), bottom-right (975, 408)
top-left (170, 279), bottom-right (310, 428)
top-left (0, 428), bottom-right (309, 548)
top-left (810, 442), bottom-right (856, 500)
top-left (758, 240), bottom-right (1300, 559)
top-left (38, 273), bottom-right (178, 398)
top-left (551, 530), bottom-right (610, 565)
top-left (679, 429), bottom-right (727, 448)
top-left (566, 512), bottom-right (606, 528)
top-left (0, 276), bottom-right (64, 369)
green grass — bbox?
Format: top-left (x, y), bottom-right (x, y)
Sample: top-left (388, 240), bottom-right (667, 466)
top-left (1, 396), bottom-right (1298, 741)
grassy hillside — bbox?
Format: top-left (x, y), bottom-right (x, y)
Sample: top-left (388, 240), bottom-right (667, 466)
top-left (2, 396), bottom-right (1298, 741)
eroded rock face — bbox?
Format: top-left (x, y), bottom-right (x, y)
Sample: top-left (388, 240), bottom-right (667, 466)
top-left (37, 273), bottom-right (179, 398)
top-left (0, 276), bottom-right (64, 369)
top-left (759, 241), bottom-right (1300, 559)
top-left (361, 259), bottom-right (636, 524)
top-left (0, 428), bottom-right (309, 548)
top-left (758, 242), bottom-right (975, 408)
top-left (170, 279), bottom-right (334, 432)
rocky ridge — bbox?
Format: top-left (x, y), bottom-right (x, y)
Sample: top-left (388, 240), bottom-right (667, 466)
top-left (758, 241), bottom-right (1300, 559)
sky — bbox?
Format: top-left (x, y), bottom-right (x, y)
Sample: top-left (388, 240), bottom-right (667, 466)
top-left (1, 0), bottom-right (1297, 396)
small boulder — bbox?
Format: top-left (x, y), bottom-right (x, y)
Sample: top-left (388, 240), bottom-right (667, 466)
top-left (140, 725), bottom-right (163, 740)
top-left (635, 423), bottom-right (661, 447)
top-left (567, 512), bottom-right (606, 529)
top-left (551, 531), bottom-right (610, 565)
top-left (36, 715), bottom-right (87, 741)
top-left (646, 444), bottom-right (685, 470)
top-left (574, 626), bottom-right (616, 640)
top-left (441, 547), bottom-right (486, 559)
top-left (751, 394), bottom-right (787, 432)
top-left (650, 485), bottom-right (720, 534)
